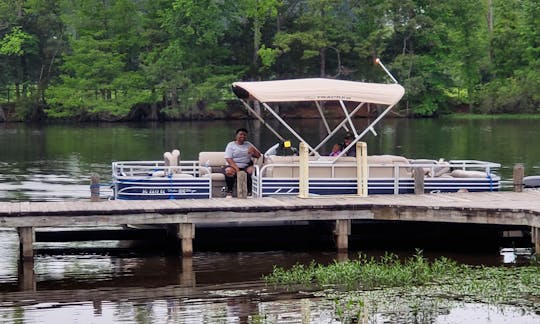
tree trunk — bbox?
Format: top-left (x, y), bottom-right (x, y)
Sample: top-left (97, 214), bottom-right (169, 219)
top-left (149, 102), bottom-right (158, 120)
top-left (320, 48), bottom-right (326, 77)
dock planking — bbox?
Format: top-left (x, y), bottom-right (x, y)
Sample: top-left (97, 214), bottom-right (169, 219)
top-left (1, 191), bottom-right (539, 258)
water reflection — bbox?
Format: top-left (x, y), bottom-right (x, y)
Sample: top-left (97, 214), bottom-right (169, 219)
top-left (500, 247), bottom-right (534, 264)
top-left (2, 119), bottom-right (540, 201)
top-left (2, 120), bottom-right (540, 322)
top-left (1, 239), bottom-right (539, 323)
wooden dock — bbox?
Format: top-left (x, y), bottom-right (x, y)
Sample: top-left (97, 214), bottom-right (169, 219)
top-left (1, 191), bottom-right (539, 259)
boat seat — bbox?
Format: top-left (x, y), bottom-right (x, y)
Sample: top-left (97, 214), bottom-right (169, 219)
top-left (198, 151), bottom-right (263, 179)
top-left (450, 170), bottom-right (488, 178)
top-left (410, 159), bottom-right (451, 177)
top-left (263, 155), bottom-right (412, 178)
top-left (153, 149), bottom-right (193, 177)
top-left (199, 151), bottom-right (262, 197)
top-left (198, 151), bottom-right (226, 181)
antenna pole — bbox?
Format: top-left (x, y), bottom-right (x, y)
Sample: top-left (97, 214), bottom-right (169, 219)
top-left (375, 58), bottom-right (399, 84)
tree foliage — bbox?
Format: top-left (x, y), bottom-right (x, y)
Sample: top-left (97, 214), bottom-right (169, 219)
top-left (0, 0), bottom-right (539, 121)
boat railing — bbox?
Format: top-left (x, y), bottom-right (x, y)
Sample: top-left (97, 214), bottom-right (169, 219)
top-left (112, 160), bottom-right (205, 178)
top-left (256, 158), bottom-right (500, 179)
top-left (252, 158), bottom-right (501, 196)
top-left (447, 159), bottom-right (501, 173)
top-left (112, 160), bottom-right (213, 199)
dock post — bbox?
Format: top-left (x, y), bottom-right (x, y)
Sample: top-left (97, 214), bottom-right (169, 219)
top-left (533, 227), bottom-right (540, 255)
top-left (513, 164), bottom-right (524, 192)
top-left (356, 142), bottom-right (368, 197)
top-left (334, 220), bottom-right (351, 253)
top-left (180, 257), bottom-right (195, 287)
top-left (298, 142), bottom-right (309, 198)
top-left (18, 259), bottom-right (36, 291)
top-left (90, 173), bottom-right (100, 202)
top-left (178, 223), bottom-right (195, 257)
top-left (237, 170), bottom-right (247, 198)
top-left (17, 227), bottom-right (34, 260)
top-left (414, 167), bottom-right (425, 194)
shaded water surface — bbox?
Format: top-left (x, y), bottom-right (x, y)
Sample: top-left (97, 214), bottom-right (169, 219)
top-left (1, 119), bottom-right (539, 201)
top-left (1, 119), bottom-right (540, 323)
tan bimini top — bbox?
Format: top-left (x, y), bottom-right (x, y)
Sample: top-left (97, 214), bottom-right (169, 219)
top-left (232, 78), bottom-right (405, 105)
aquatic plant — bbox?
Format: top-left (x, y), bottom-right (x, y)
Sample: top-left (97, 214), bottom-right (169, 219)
top-left (263, 250), bottom-right (540, 322)
top-left (263, 250), bottom-right (466, 290)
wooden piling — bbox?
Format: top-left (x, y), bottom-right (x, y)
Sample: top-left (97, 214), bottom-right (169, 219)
top-left (237, 171), bottom-right (247, 198)
top-left (90, 173), bottom-right (100, 202)
top-left (298, 142), bottom-right (309, 198)
top-left (178, 223), bottom-right (195, 257)
top-left (356, 141), bottom-right (368, 197)
top-left (180, 257), bottom-right (195, 287)
top-left (334, 220), bottom-right (351, 253)
top-left (414, 167), bottom-right (425, 194)
top-left (18, 259), bottom-right (36, 291)
top-left (533, 227), bottom-right (540, 255)
top-left (513, 163), bottom-right (524, 192)
top-left (17, 227), bottom-right (34, 260)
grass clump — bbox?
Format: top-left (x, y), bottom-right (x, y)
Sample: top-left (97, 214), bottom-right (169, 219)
top-left (263, 250), bottom-right (465, 290)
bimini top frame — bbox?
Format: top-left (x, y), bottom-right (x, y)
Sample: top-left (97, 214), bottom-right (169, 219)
top-left (232, 74), bottom-right (405, 159)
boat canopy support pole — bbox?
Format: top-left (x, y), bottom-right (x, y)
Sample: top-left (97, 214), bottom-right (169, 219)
top-left (313, 102), bottom-right (365, 156)
top-left (342, 102), bottom-right (398, 158)
top-left (261, 102), bottom-right (320, 157)
top-left (339, 100), bottom-right (357, 138)
top-left (239, 100), bottom-right (285, 142)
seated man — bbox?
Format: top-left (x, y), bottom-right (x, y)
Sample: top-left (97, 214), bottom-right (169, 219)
top-left (224, 128), bottom-right (261, 198)
top-left (343, 133), bottom-right (356, 157)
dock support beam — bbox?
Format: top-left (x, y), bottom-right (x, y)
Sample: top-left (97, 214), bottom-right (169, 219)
top-left (178, 223), bottom-right (195, 257)
top-left (532, 227), bottom-right (540, 254)
top-left (180, 257), bottom-right (195, 287)
top-left (17, 227), bottom-right (34, 260)
top-left (334, 220), bottom-right (351, 253)
top-left (18, 259), bottom-right (36, 291)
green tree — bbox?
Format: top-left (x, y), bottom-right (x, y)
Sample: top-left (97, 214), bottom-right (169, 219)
top-left (478, 0), bottom-right (540, 113)
top-left (0, 0), bottom-right (64, 120)
top-left (268, 0), bottom-right (356, 77)
top-left (238, 0), bottom-right (281, 78)
top-left (46, 0), bottom-right (149, 119)
top-left (157, 0), bottom-right (243, 117)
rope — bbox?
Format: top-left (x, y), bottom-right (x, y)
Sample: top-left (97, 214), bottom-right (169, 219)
top-left (486, 172), bottom-right (493, 191)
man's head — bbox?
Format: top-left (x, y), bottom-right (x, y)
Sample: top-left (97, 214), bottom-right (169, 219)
top-left (344, 133), bottom-right (353, 145)
top-left (236, 128), bottom-right (248, 135)
top-left (235, 128), bottom-right (248, 143)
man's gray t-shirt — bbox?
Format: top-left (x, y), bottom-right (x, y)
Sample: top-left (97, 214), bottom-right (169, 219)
top-left (224, 141), bottom-right (253, 168)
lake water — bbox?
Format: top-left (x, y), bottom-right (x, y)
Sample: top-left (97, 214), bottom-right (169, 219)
top-left (1, 118), bottom-right (539, 323)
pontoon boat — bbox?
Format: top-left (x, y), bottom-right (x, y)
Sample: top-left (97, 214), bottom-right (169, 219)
top-left (112, 64), bottom-right (501, 200)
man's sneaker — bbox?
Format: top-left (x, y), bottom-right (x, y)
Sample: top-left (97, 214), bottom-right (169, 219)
top-left (247, 192), bottom-right (253, 198)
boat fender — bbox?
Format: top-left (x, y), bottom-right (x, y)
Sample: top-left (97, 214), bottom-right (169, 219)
top-left (523, 175), bottom-right (540, 188)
